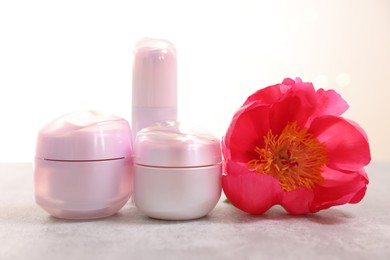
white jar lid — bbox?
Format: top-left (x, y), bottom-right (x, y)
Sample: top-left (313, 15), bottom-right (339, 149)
top-left (35, 110), bottom-right (133, 161)
top-left (134, 121), bottom-right (221, 167)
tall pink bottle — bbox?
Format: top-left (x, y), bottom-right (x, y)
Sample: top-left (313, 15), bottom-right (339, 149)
top-left (132, 38), bottom-right (177, 135)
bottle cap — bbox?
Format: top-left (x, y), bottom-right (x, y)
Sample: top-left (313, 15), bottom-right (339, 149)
top-left (132, 38), bottom-right (177, 108)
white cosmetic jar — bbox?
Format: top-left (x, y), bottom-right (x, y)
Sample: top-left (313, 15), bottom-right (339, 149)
top-left (133, 121), bottom-right (222, 220)
top-left (34, 111), bottom-right (134, 219)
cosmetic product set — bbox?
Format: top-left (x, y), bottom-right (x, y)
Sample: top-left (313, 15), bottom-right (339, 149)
top-left (34, 38), bottom-right (222, 220)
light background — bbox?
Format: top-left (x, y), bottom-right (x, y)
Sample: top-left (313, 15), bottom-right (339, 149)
top-left (0, 0), bottom-right (389, 162)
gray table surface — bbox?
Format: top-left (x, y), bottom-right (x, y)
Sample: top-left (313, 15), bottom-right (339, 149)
top-left (0, 162), bottom-right (389, 260)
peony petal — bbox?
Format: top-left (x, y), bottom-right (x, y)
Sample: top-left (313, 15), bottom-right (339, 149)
top-left (281, 78), bottom-right (318, 108)
top-left (225, 102), bottom-right (271, 163)
top-left (346, 118), bottom-right (370, 143)
top-left (223, 162), bottom-right (281, 214)
top-left (268, 79), bottom-right (319, 132)
top-left (309, 167), bottom-right (369, 212)
top-left (282, 78), bottom-right (296, 85)
top-left (243, 84), bottom-right (283, 106)
top-left (314, 88), bottom-right (349, 117)
top-left (269, 95), bottom-right (314, 134)
top-left (225, 160), bottom-right (249, 176)
top-left (221, 137), bottom-right (231, 163)
top-left (348, 185), bottom-right (367, 204)
top-left (243, 78), bottom-right (301, 106)
top-left (349, 169), bottom-right (369, 204)
top-left (291, 81), bottom-right (320, 113)
top-left (280, 188), bottom-right (314, 214)
top-left (309, 116), bottom-right (371, 171)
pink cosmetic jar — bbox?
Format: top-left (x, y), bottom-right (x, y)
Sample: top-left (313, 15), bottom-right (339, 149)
top-left (34, 110), bottom-right (134, 219)
top-left (133, 121), bottom-right (222, 220)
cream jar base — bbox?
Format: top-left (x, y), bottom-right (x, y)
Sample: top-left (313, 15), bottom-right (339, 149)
top-left (36, 196), bottom-right (130, 220)
top-left (134, 164), bottom-right (222, 221)
top-left (34, 158), bottom-right (133, 220)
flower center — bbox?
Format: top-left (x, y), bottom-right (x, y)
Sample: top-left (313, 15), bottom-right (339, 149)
top-left (247, 122), bottom-right (327, 192)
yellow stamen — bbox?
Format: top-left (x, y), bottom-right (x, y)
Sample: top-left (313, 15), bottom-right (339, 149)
top-left (247, 122), bottom-right (327, 192)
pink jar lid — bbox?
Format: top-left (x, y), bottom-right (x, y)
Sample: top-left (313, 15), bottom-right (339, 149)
top-left (35, 110), bottom-right (133, 161)
top-left (134, 121), bottom-right (221, 167)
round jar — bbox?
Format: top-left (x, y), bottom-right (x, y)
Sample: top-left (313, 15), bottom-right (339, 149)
top-left (133, 121), bottom-right (222, 220)
top-left (34, 110), bottom-right (134, 219)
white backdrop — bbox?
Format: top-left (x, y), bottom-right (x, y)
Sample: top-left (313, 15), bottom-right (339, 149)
top-left (0, 0), bottom-right (389, 162)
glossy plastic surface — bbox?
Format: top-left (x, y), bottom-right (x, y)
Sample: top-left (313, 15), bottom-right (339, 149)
top-left (35, 158), bottom-right (133, 219)
top-left (36, 110), bottom-right (133, 161)
top-left (132, 38), bottom-right (177, 134)
top-left (34, 110), bottom-right (134, 219)
top-left (134, 121), bottom-right (222, 167)
top-left (134, 164), bottom-right (221, 220)
top-left (134, 121), bottom-right (222, 220)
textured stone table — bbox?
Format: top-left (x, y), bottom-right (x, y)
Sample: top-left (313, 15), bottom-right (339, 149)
top-left (0, 162), bottom-right (389, 260)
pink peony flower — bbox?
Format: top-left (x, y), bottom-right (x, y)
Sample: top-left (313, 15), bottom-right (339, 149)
top-left (222, 78), bottom-right (371, 214)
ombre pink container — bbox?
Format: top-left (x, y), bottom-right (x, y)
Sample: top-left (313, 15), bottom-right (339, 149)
top-left (132, 38), bottom-right (177, 136)
top-left (34, 111), bottom-right (134, 219)
top-left (134, 121), bottom-right (222, 220)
